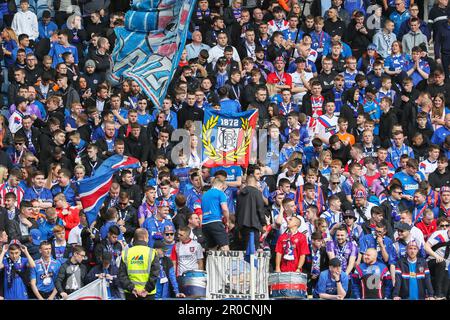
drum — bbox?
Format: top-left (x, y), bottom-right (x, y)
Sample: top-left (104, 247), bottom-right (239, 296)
top-left (180, 270), bottom-right (207, 298)
top-left (268, 272), bottom-right (307, 299)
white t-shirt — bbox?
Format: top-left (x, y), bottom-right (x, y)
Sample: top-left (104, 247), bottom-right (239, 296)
top-left (426, 230), bottom-right (450, 269)
top-left (68, 224), bottom-right (84, 245)
top-left (290, 70), bottom-right (314, 104)
top-left (172, 240), bottom-right (204, 276)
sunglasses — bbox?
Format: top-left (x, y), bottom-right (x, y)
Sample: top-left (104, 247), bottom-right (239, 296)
top-left (119, 202), bottom-right (128, 206)
top-left (165, 233), bottom-right (174, 236)
top-left (331, 182), bottom-right (340, 185)
top-left (344, 216), bottom-right (355, 219)
top-left (440, 224), bottom-right (449, 228)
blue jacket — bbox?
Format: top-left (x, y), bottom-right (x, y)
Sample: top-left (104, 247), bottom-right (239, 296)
top-left (393, 257), bottom-right (434, 299)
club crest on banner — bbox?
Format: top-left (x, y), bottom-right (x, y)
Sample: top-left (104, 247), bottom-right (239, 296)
top-left (202, 109), bottom-right (258, 168)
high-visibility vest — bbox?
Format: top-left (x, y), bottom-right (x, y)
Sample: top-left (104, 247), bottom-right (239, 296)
top-left (122, 245), bottom-right (156, 294)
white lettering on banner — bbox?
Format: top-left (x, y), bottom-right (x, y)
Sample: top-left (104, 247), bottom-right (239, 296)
top-left (206, 251), bottom-right (270, 300)
top-left (112, 47), bottom-right (149, 75)
top-left (404, 184), bottom-right (419, 191)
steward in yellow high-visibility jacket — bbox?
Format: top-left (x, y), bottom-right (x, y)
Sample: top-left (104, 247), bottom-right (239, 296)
top-left (118, 228), bottom-right (160, 300)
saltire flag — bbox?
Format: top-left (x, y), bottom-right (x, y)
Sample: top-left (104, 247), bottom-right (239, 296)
top-left (202, 108), bottom-right (258, 168)
top-left (110, 0), bottom-right (196, 108)
top-left (76, 154), bottom-right (140, 225)
top-left (67, 279), bottom-right (109, 300)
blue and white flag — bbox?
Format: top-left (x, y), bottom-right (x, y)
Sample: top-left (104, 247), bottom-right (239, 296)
top-left (110, 0), bottom-right (196, 108)
top-left (76, 155), bottom-right (140, 225)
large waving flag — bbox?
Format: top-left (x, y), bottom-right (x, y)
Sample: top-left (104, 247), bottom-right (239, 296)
top-left (67, 279), bottom-right (109, 300)
top-left (202, 108), bottom-right (258, 168)
top-left (110, 0), bottom-right (196, 108)
top-left (77, 155), bottom-right (140, 225)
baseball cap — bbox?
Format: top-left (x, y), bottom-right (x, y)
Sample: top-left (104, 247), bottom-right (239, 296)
top-left (353, 189), bottom-right (367, 199)
top-left (343, 209), bottom-right (356, 218)
top-left (441, 186), bottom-right (450, 194)
top-left (30, 229), bottom-right (42, 246)
top-left (367, 43), bottom-right (377, 51)
top-left (295, 57), bottom-right (306, 64)
top-left (395, 221), bottom-right (412, 231)
top-left (164, 225), bottom-right (175, 233)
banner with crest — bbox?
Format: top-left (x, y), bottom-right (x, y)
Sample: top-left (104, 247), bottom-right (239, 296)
top-left (202, 109), bottom-right (258, 168)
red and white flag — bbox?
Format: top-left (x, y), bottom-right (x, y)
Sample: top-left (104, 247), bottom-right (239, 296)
top-left (67, 279), bottom-right (109, 300)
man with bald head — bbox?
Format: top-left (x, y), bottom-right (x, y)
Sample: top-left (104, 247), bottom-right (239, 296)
top-left (185, 30), bottom-right (211, 61)
top-left (118, 228), bottom-right (160, 300)
top-left (352, 248), bottom-right (392, 299)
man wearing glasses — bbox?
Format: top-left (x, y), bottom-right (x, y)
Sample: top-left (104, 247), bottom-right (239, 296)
top-left (425, 219), bottom-right (450, 299)
top-left (162, 225), bottom-right (176, 257)
top-left (55, 245), bottom-right (87, 299)
top-left (389, 0), bottom-right (410, 36)
top-left (380, 183), bottom-right (405, 227)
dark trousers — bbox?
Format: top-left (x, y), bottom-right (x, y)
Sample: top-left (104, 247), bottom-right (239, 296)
top-left (41, 291), bottom-right (52, 298)
top-left (124, 292), bottom-right (155, 300)
top-left (237, 227), bottom-right (260, 251)
top-left (442, 54), bottom-right (450, 81)
top-left (428, 259), bottom-right (449, 298)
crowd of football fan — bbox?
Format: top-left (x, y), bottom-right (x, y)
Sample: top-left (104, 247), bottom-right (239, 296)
top-left (0, 0), bottom-right (450, 300)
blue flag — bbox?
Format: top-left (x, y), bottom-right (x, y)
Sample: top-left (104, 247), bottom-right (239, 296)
top-left (76, 155), bottom-right (140, 225)
top-left (245, 231), bottom-right (258, 268)
top-left (110, 0), bottom-right (196, 108)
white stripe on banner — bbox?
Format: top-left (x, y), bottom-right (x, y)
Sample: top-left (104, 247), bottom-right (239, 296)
top-left (206, 251), bottom-right (270, 300)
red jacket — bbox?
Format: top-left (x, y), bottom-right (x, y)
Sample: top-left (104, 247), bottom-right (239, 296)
top-left (415, 220), bottom-right (437, 242)
top-left (56, 206), bottom-right (80, 240)
top-left (275, 230), bottom-right (310, 272)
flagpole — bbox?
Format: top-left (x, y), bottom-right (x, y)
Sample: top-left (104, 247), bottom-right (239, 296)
top-left (250, 253), bottom-right (256, 300)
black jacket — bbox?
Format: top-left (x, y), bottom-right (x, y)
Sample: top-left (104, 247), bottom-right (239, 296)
top-left (125, 134), bottom-right (150, 162)
top-left (6, 216), bottom-right (38, 244)
top-left (0, 149), bottom-right (13, 170)
top-left (15, 127), bottom-right (41, 155)
top-left (118, 240), bottom-right (160, 294)
top-left (301, 93), bottom-right (328, 118)
top-left (304, 246), bottom-right (329, 276)
top-left (87, 50), bottom-right (111, 76)
top-left (429, 169), bottom-right (450, 189)
top-left (115, 204), bottom-right (139, 242)
top-left (235, 185), bottom-right (266, 231)
top-left (55, 259), bottom-right (88, 294)
top-left (177, 105), bottom-right (204, 130)
top-left (379, 109), bottom-right (398, 148)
